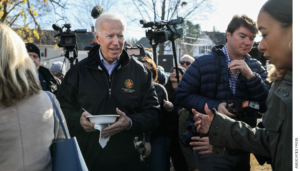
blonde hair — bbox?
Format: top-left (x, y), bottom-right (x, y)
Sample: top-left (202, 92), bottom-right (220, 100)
top-left (0, 23), bottom-right (40, 106)
top-left (267, 65), bottom-right (287, 83)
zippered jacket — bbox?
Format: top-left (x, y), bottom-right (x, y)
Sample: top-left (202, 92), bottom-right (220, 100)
top-left (38, 66), bottom-right (61, 95)
top-left (56, 45), bottom-right (162, 170)
top-left (176, 45), bottom-right (271, 127)
top-left (208, 71), bottom-right (292, 171)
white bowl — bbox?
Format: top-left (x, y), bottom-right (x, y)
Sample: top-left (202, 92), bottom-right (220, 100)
top-left (87, 115), bottom-right (120, 124)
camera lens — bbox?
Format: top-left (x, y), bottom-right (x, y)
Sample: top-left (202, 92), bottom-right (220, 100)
top-left (65, 37), bottom-right (74, 44)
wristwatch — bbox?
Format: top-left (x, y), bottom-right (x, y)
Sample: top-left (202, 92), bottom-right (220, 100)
top-left (246, 72), bottom-right (256, 81)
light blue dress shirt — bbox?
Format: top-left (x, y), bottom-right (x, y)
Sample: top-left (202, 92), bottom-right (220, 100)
top-left (98, 48), bottom-right (132, 129)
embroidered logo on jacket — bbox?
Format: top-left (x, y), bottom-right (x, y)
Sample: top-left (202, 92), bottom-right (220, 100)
top-left (123, 79), bottom-right (135, 93)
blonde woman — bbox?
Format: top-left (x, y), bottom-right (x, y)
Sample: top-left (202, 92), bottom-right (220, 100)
top-left (0, 23), bottom-right (70, 171)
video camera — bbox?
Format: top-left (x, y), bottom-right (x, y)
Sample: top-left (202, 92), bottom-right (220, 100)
top-left (140, 17), bottom-right (184, 83)
top-left (52, 24), bottom-right (87, 66)
top-left (227, 101), bottom-right (259, 119)
top-left (140, 17), bottom-right (184, 44)
top-left (126, 45), bottom-right (146, 58)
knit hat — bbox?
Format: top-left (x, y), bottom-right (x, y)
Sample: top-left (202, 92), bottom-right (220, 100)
top-left (84, 39), bottom-right (98, 50)
top-left (50, 62), bottom-right (66, 75)
top-left (170, 66), bottom-right (186, 75)
top-left (145, 50), bottom-right (153, 60)
top-left (25, 43), bottom-right (40, 58)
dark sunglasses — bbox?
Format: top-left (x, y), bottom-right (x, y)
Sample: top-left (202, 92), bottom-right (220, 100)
top-left (53, 73), bottom-right (63, 78)
top-left (180, 61), bottom-right (191, 65)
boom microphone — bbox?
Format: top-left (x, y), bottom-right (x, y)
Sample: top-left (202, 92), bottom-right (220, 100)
top-left (142, 22), bottom-right (155, 28)
top-left (91, 5), bottom-right (103, 19)
top-left (140, 19), bottom-right (147, 24)
top-left (52, 24), bottom-right (61, 31)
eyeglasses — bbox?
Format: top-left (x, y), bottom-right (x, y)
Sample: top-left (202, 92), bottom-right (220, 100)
top-left (180, 61), bottom-right (191, 65)
top-left (52, 73), bottom-right (63, 78)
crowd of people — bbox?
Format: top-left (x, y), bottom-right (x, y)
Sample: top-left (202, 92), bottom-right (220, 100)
top-left (0, 0), bottom-right (292, 170)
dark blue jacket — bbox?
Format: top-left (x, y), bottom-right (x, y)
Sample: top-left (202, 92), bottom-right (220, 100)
top-left (176, 45), bottom-right (271, 127)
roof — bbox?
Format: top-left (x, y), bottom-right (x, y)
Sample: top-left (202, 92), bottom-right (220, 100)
top-left (134, 37), bottom-right (152, 48)
top-left (33, 30), bottom-right (95, 50)
top-left (203, 31), bottom-right (226, 46)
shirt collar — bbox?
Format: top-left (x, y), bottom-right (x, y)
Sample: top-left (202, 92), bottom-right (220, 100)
top-left (99, 47), bottom-right (120, 65)
top-left (222, 46), bottom-right (245, 64)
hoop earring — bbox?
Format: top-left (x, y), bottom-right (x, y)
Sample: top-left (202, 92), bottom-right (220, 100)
top-left (289, 40), bottom-right (292, 51)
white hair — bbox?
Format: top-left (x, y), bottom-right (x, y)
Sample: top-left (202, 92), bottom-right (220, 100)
top-left (95, 12), bottom-right (127, 36)
top-left (181, 54), bottom-right (195, 61)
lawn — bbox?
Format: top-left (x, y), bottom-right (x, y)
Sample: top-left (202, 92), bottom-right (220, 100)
top-left (250, 153), bottom-right (272, 171)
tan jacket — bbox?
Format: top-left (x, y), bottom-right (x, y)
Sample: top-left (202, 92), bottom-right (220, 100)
top-left (208, 71), bottom-right (292, 171)
top-left (0, 91), bottom-right (70, 171)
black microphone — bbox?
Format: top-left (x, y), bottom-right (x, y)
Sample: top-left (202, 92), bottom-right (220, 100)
top-left (140, 19), bottom-right (147, 24)
top-left (75, 29), bottom-right (87, 33)
top-left (91, 5), bottom-right (103, 19)
top-left (52, 24), bottom-right (61, 31)
top-left (143, 22), bottom-right (155, 28)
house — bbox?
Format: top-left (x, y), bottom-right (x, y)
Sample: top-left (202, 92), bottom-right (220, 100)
top-left (135, 31), bottom-right (226, 63)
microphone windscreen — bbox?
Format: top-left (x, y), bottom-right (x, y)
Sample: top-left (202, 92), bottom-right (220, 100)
top-left (140, 19), bottom-right (147, 24)
top-left (52, 24), bottom-right (61, 31)
top-left (91, 5), bottom-right (103, 19)
top-left (143, 22), bottom-right (155, 28)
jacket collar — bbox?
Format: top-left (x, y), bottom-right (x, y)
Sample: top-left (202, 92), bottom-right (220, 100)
top-left (283, 70), bottom-right (292, 84)
top-left (213, 45), bottom-right (251, 63)
top-left (86, 45), bottom-right (130, 70)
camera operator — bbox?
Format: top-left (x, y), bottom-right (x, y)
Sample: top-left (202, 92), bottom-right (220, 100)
top-left (25, 43), bottom-right (61, 95)
top-left (176, 14), bottom-right (271, 170)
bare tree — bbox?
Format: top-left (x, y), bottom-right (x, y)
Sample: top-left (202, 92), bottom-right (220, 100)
top-left (64, 0), bottom-right (118, 32)
top-left (120, 0), bottom-right (214, 55)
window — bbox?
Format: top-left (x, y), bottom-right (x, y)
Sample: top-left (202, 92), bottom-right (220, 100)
top-left (199, 46), bottom-right (206, 53)
top-left (206, 45), bottom-right (212, 53)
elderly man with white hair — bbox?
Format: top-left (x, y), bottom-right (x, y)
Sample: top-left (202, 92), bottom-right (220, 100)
top-left (57, 12), bottom-right (162, 171)
top-left (180, 54), bottom-right (195, 70)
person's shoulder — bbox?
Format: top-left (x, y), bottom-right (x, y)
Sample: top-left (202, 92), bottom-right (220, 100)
top-left (194, 49), bottom-right (222, 64)
top-left (246, 55), bottom-right (264, 69)
top-left (65, 57), bottom-right (89, 76)
top-left (154, 82), bottom-right (165, 90)
top-left (18, 90), bottom-right (51, 107)
top-left (129, 57), bottom-right (149, 73)
top-left (75, 57), bottom-right (89, 68)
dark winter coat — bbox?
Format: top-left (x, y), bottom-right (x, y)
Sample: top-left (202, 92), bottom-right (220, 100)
top-left (38, 66), bottom-right (61, 95)
top-left (208, 70), bottom-right (292, 171)
top-left (56, 45), bottom-right (162, 170)
top-left (176, 45), bottom-right (271, 127)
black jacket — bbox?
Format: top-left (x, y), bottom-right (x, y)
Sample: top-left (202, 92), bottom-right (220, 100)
top-left (56, 45), bottom-right (162, 170)
top-left (145, 82), bottom-right (169, 142)
top-left (38, 66), bottom-right (61, 95)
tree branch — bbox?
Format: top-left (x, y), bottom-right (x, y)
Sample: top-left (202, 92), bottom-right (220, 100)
top-left (9, 13), bottom-right (21, 26)
top-left (169, 0), bottom-right (181, 19)
top-left (49, 0), bottom-right (65, 8)
top-left (132, 0), bottom-right (146, 20)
